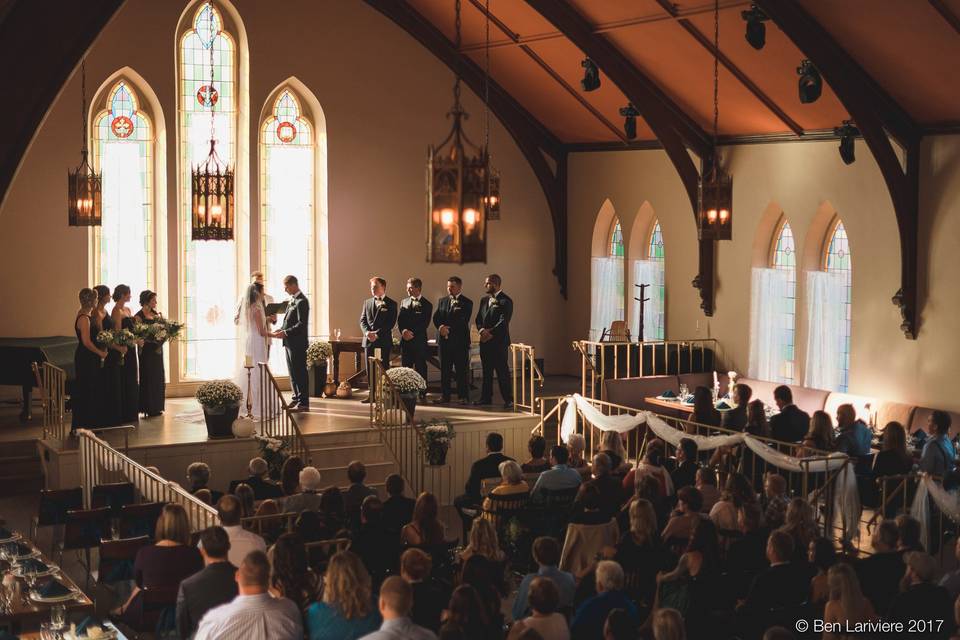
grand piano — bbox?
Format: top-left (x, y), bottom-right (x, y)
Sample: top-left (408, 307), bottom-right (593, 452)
top-left (0, 336), bottom-right (76, 420)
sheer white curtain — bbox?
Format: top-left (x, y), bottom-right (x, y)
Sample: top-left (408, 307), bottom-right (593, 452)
top-left (804, 270), bottom-right (847, 391)
top-left (749, 267), bottom-right (791, 381)
top-left (632, 259), bottom-right (663, 341)
top-left (590, 257), bottom-right (622, 340)
top-left (100, 142), bottom-right (148, 298)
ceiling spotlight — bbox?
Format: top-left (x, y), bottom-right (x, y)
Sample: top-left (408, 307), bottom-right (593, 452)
top-left (797, 59), bottom-right (822, 104)
top-left (833, 120), bottom-right (859, 165)
top-left (619, 103), bottom-right (639, 140)
top-left (741, 4), bottom-right (768, 50)
top-left (581, 58), bottom-right (600, 92)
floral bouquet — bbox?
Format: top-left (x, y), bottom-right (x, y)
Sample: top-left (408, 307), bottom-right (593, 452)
top-left (97, 328), bottom-right (137, 364)
top-left (253, 433), bottom-right (289, 479)
top-left (195, 379), bottom-right (243, 410)
top-left (161, 319), bottom-right (184, 341)
top-left (95, 330), bottom-right (114, 367)
top-left (306, 340), bottom-right (333, 368)
top-left (420, 418), bottom-right (455, 465)
top-left (385, 367), bottom-right (426, 395)
top-left (392, 334), bottom-right (401, 347)
top-left (132, 322), bottom-right (166, 344)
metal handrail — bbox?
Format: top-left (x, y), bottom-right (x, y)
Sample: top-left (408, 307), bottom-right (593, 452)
top-left (510, 343), bottom-right (542, 415)
top-left (368, 357), bottom-right (425, 496)
top-left (258, 362), bottom-right (313, 464)
top-left (33, 361), bottom-right (67, 441)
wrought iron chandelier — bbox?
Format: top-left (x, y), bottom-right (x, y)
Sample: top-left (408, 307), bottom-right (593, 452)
top-left (698, 0), bottom-right (733, 241)
top-left (67, 59), bottom-right (102, 227)
top-left (191, 1), bottom-right (234, 241)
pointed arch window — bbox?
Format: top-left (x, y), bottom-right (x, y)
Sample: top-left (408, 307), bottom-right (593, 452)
top-left (804, 218), bottom-right (852, 391)
top-left (749, 217), bottom-right (797, 382)
top-left (824, 220), bottom-right (852, 390)
top-left (771, 220), bottom-right (797, 381)
top-left (609, 219), bottom-right (625, 322)
top-left (92, 81), bottom-right (154, 299)
top-left (647, 221), bottom-right (665, 340)
top-left (179, 2), bottom-right (238, 379)
top-left (590, 216), bottom-right (625, 341)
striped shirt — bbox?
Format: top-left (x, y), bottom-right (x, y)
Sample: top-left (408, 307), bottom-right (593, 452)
top-left (195, 592), bottom-right (303, 640)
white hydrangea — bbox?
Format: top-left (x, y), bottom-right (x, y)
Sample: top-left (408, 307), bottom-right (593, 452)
top-left (385, 367), bottom-right (427, 393)
top-left (306, 340), bottom-right (333, 367)
top-left (195, 380), bottom-right (243, 408)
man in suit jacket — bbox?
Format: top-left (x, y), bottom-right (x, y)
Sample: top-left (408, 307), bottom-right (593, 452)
top-left (360, 276), bottom-right (398, 373)
top-left (398, 277), bottom-right (433, 398)
top-left (176, 526), bottom-right (238, 640)
top-left (227, 457), bottom-right (283, 500)
top-left (453, 432), bottom-right (513, 541)
top-left (737, 529), bottom-right (811, 635)
top-left (769, 385), bottom-right (810, 443)
top-left (475, 274), bottom-right (514, 408)
top-left (273, 275), bottom-right (310, 410)
top-left (432, 276), bottom-right (473, 404)
top-left (721, 383), bottom-right (752, 431)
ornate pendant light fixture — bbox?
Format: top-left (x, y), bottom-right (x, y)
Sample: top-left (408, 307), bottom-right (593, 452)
top-left (698, 0), bottom-right (733, 241)
top-left (480, 0), bottom-right (501, 221)
top-left (426, 0), bottom-right (487, 263)
top-left (67, 59), bottom-right (102, 227)
top-left (191, 1), bottom-right (234, 241)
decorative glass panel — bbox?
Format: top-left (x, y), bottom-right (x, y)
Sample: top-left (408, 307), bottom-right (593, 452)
top-left (647, 221), bottom-right (665, 340)
top-left (825, 220), bottom-right (852, 391)
top-left (609, 220), bottom-right (625, 323)
top-left (771, 221), bottom-right (797, 381)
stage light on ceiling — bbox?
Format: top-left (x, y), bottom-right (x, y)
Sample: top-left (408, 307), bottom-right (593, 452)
top-left (834, 120), bottom-right (859, 165)
top-left (740, 4), bottom-right (768, 50)
top-left (581, 58), bottom-right (600, 91)
top-left (796, 59), bottom-right (822, 104)
top-left (619, 103), bottom-right (639, 140)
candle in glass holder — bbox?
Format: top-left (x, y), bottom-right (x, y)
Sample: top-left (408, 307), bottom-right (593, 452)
top-left (244, 355), bottom-right (253, 368)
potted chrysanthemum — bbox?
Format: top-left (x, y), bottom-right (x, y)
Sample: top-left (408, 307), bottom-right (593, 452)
top-left (420, 418), bottom-right (455, 466)
top-left (195, 380), bottom-right (243, 439)
top-left (306, 340), bottom-right (334, 397)
top-left (384, 367), bottom-right (427, 420)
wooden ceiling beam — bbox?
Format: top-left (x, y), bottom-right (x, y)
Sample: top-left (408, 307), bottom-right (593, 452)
top-left (928, 0), bottom-right (960, 35)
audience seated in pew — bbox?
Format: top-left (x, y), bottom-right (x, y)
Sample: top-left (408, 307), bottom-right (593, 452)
top-left (401, 491), bottom-right (447, 546)
top-left (579, 453), bottom-right (625, 521)
top-left (736, 530), bottom-right (811, 634)
top-left (622, 440), bottom-right (673, 498)
top-left (724, 502), bottom-right (770, 599)
top-left (362, 575), bottom-right (437, 640)
top-left (402, 548), bottom-right (449, 634)
top-left (281, 455), bottom-right (305, 497)
top-left (570, 561), bottom-right (639, 640)
top-left (176, 525), bottom-right (238, 640)
top-left (530, 445), bottom-right (583, 499)
top-left (856, 519), bottom-right (906, 616)
top-left (614, 499), bottom-right (675, 608)
top-left (514, 536), bottom-right (576, 621)
top-left (306, 550), bottom-right (381, 640)
top-left (187, 462), bottom-right (223, 504)
top-left (344, 460), bottom-right (379, 528)
top-left (351, 495), bottom-right (400, 588)
top-left (599, 431), bottom-right (629, 474)
top-left (210, 494), bottom-right (266, 568)
top-left (506, 577), bottom-right (570, 640)
top-left (229, 457), bottom-right (284, 500)
top-left (889, 551), bottom-right (956, 638)
top-left (455, 432), bottom-right (514, 541)
top-left (566, 432), bottom-right (589, 470)
top-left (808, 536), bottom-right (838, 606)
top-left (760, 473), bottom-right (789, 530)
top-left (270, 532), bottom-right (320, 616)
top-left (522, 435), bottom-right (551, 474)
top-left (661, 486), bottom-right (703, 544)
top-left (670, 438), bottom-right (699, 492)
top-left (694, 467), bottom-right (720, 513)
top-left (283, 466), bottom-right (325, 513)
top-left (822, 562), bottom-right (878, 636)
top-left (769, 385), bottom-right (810, 444)
top-left (382, 473), bottom-right (416, 535)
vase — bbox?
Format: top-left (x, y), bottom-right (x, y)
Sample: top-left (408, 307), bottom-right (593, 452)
top-left (232, 416), bottom-right (256, 438)
top-left (308, 362), bottom-right (328, 397)
top-left (323, 381), bottom-right (338, 397)
top-left (203, 404), bottom-right (240, 439)
top-left (336, 382), bottom-right (352, 399)
top-left (426, 443), bottom-right (449, 466)
top-left (399, 392), bottom-right (418, 421)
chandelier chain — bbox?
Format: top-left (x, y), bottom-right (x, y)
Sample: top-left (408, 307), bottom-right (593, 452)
top-left (712, 0), bottom-right (719, 169)
top-left (80, 59), bottom-right (87, 156)
top-left (483, 0), bottom-right (491, 157)
top-left (453, 0), bottom-right (462, 107)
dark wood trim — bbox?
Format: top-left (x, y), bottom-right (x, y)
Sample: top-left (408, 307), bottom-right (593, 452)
top-left (929, 0), bottom-right (960, 35)
top-left (565, 128), bottom-right (862, 153)
top-left (364, 0), bottom-right (568, 297)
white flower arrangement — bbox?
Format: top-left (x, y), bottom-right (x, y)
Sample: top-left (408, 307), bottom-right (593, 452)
top-left (422, 420), bottom-right (455, 446)
top-left (306, 340), bottom-right (333, 367)
top-left (385, 366), bottom-right (427, 394)
top-left (195, 379), bottom-right (243, 409)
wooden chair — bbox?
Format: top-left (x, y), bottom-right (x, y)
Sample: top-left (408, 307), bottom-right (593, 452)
top-left (305, 538), bottom-right (351, 573)
top-left (91, 482), bottom-right (136, 519)
top-left (601, 320), bottom-right (631, 342)
top-left (31, 487), bottom-right (83, 550)
top-left (121, 584), bottom-right (179, 636)
top-left (97, 535), bottom-right (151, 597)
top-left (118, 502), bottom-right (166, 539)
top-left (57, 506), bottom-right (111, 589)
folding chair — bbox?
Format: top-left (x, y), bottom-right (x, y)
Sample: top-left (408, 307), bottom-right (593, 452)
top-left (31, 487), bottom-right (83, 551)
top-left (57, 506), bottom-right (111, 590)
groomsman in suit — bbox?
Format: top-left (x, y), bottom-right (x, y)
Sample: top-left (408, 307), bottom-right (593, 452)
top-left (360, 277), bottom-right (398, 401)
top-left (273, 275), bottom-right (309, 411)
top-left (432, 276), bottom-right (473, 404)
top-left (475, 274), bottom-right (514, 409)
top-left (398, 277), bottom-right (433, 399)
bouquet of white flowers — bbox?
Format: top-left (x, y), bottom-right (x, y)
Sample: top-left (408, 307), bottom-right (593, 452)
top-left (253, 433), bottom-right (289, 479)
top-left (306, 340), bottom-right (333, 368)
top-left (385, 367), bottom-right (427, 394)
top-left (420, 418), bottom-right (455, 465)
top-left (162, 319), bottom-right (184, 341)
top-left (196, 380), bottom-right (243, 410)
top-left (95, 330), bottom-right (114, 367)
top-left (97, 328), bottom-right (137, 364)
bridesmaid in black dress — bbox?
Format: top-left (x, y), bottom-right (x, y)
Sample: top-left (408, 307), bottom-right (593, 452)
top-left (111, 284), bottom-right (141, 424)
top-left (135, 290), bottom-right (165, 417)
top-left (71, 288), bottom-right (108, 434)
top-left (94, 284), bottom-right (122, 427)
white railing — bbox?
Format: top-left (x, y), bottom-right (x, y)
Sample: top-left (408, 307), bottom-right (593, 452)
top-left (33, 361), bottom-right (67, 440)
top-left (510, 343), bottom-right (542, 415)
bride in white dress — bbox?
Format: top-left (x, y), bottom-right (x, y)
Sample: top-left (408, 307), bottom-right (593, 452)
top-left (235, 283), bottom-right (270, 417)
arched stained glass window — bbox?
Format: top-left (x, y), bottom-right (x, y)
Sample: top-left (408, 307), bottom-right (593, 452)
top-left (771, 220), bottom-right (796, 381)
top-left (179, 3), bottom-right (238, 379)
top-left (261, 89), bottom-right (315, 373)
top-left (647, 221), bottom-right (665, 340)
top-left (92, 81), bottom-right (153, 300)
top-left (609, 219), bottom-right (625, 322)
top-left (825, 220), bottom-right (852, 390)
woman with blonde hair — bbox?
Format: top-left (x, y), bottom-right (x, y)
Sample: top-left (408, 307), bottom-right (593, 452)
top-left (482, 460), bottom-right (529, 527)
top-left (567, 433), bottom-right (588, 469)
top-left (652, 607), bottom-right (686, 640)
top-left (822, 563), bottom-right (877, 640)
top-left (779, 498), bottom-right (819, 563)
top-left (401, 492), bottom-right (445, 545)
top-left (306, 551), bottom-right (380, 639)
top-left (616, 499), bottom-right (672, 606)
top-left (461, 517), bottom-right (505, 564)
top-left (600, 430), bottom-right (628, 472)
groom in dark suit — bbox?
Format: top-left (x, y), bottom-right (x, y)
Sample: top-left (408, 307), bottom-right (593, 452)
top-left (398, 277), bottom-right (433, 398)
top-left (360, 276), bottom-right (398, 402)
top-left (273, 275), bottom-right (309, 411)
top-left (475, 274), bottom-right (513, 408)
top-left (432, 276), bottom-right (473, 404)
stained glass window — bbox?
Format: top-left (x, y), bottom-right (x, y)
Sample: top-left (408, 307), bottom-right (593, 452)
top-left (261, 89), bottom-right (315, 373)
top-left (179, 3), bottom-right (238, 379)
top-left (770, 220), bottom-right (797, 382)
top-left (92, 81), bottom-right (153, 301)
top-left (825, 220), bottom-right (852, 391)
top-left (609, 219), bottom-right (625, 322)
top-left (647, 221), bottom-right (665, 340)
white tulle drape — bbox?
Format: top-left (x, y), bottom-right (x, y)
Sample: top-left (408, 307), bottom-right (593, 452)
top-left (749, 267), bottom-right (791, 382)
top-left (911, 476), bottom-right (960, 551)
top-left (591, 257), bottom-right (623, 341)
top-left (804, 270), bottom-right (847, 391)
top-left (632, 259), bottom-right (664, 342)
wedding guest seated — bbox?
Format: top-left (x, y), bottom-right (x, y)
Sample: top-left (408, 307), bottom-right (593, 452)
top-left (888, 552), bottom-right (955, 637)
top-left (252, 498), bottom-right (283, 544)
top-left (401, 492), bottom-right (446, 546)
top-left (623, 445), bottom-right (673, 498)
top-left (801, 410), bottom-right (836, 454)
top-left (808, 537), bottom-right (837, 605)
top-left (896, 514), bottom-right (925, 554)
top-left (360, 576), bottom-right (437, 640)
top-left (454, 433), bottom-right (514, 541)
top-left (658, 517), bottom-right (721, 588)
top-left (194, 488), bottom-right (213, 506)
top-left (855, 519), bottom-right (904, 615)
top-left (195, 550), bottom-right (303, 639)
top-left (284, 466), bottom-right (325, 514)
top-left (460, 517), bottom-right (505, 565)
top-left (822, 562), bottom-right (877, 633)
top-left (187, 462), bottom-right (223, 504)
top-left (176, 526), bottom-right (238, 640)
top-left (570, 561), bottom-right (639, 640)
top-left (507, 577), bottom-right (570, 640)
top-left (920, 410), bottom-right (956, 476)
top-left (614, 499), bottom-right (674, 607)
top-left (599, 431), bottom-right (628, 473)
top-left (345, 461), bottom-right (379, 527)
top-left (737, 530), bottom-right (810, 618)
top-left (652, 608), bottom-right (685, 640)
top-left (761, 473), bottom-right (789, 530)
top-left (401, 548), bottom-right (449, 634)
top-left (482, 460), bottom-right (529, 527)
top-left (691, 386), bottom-right (721, 428)
top-left (834, 404), bottom-right (872, 458)
top-left (873, 422), bottom-right (914, 478)
top-left (531, 445), bottom-right (583, 499)
top-left (940, 538), bottom-right (960, 600)
top-left (382, 474), bottom-right (416, 535)
top-left (709, 472), bottom-right (756, 533)
top-left (306, 551), bottom-right (381, 640)
top-left (351, 496), bottom-right (400, 587)
top-left (603, 609), bottom-right (638, 640)
top-left (320, 487), bottom-right (349, 536)
top-left (570, 483), bottom-right (613, 526)
top-left (439, 584), bottom-right (496, 640)
top-left (295, 510), bottom-right (326, 543)
top-left (229, 457), bottom-right (283, 500)
top-left (661, 486), bottom-right (704, 545)
top-left (270, 533), bottom-right (320, 618)
top-left (778, 498), bottom-right (818, 564)
top-left (460, 554), bottom-right (508, 624)
top-left (670, 438), bottom-right (699, 492)
top-left (770, 385), bottom-right (810, 443)
top-left (234, 483), bottom-right (256, 517)
top-left (523, 435), bottom-right (551, 473)
top-left (724, 503), bottom-right (769, 598)
top-left (567, 433), bottom-right (588, 470)
top-left (721, 383), bottom-right (752, 431)
top-left (213, 494), bottom-right (266, 568)
top-left (580, 453), bottom-right (624, 520)
top-left (514, 536), bottom-right (576, 621)
top-left (695, 467), bottom-right (720, 513)
top-left (281, 456), bottom-right (305, 497)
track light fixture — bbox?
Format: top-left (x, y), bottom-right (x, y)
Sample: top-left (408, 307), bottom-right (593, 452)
top-left (741, 4), bottom-right (768, 50)
top-left (796, 59), bottom-right (822, 104)
top-left (581, 58), bottom-right (600, 91)
top-left (619, 103), bottom-right (639, 140)
top-left (834, 120), bottom-right (859, 165)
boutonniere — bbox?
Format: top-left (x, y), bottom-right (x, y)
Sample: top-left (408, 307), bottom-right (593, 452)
top-left (489, 298), bottom-right (498, 308)
top-left (377, 302), bottom-right (387, 312)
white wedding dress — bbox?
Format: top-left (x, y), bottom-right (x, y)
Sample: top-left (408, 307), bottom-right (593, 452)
top-left (235, 295), bottom-right (269, 418)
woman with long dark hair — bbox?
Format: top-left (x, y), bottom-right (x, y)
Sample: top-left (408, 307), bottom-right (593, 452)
top-left (440, 584), bottom-right (497, 640)
top-left (269, 533), bottom-right (319, 615)
top-left (72, 288), bottom-right (108, 433)
top-left (135, 289), bottom-right (165, 417)
top-left (94, 284), bottom-right (123, 426)
top-left (111, 284), bottom-right (140, 423)
top-left (691, 386), bottom-right (721, 428)
top-left (401, 492), bottom-right (445, 545)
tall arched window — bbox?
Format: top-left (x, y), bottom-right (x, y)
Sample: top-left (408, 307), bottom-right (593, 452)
top-left (179, 2), bottom-right (238, 379)
top-left (824, 220), bottom-right (852, 390)
top-left (260, 88), bottom-right (315, 373)
top-left (590, 210), bottom-right (624, 341)
top-left (92, 80), bottom-right (154, 300)
top-left (647, 221), bottom-right (665, 340)
top-left (749, 216), bottom-right (796, 382)
top-left (804, 217), bottom-right (851, 391)
top-left (609, 219), bottom-right (625, 322)
top-left (771, 220), bottom-right (797, 381)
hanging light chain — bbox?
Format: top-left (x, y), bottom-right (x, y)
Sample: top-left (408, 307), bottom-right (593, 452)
top-left (483, 0), bottom-right (491, 156)
top-left (80, 59), bottom-right (87, 157)
top-left (712, 0), bottom-right (720, 171)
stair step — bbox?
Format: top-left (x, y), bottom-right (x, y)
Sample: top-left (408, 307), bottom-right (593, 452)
top-left (0, 455), bottom-right (42, 476)
top-left (316, 460), bottom-right (397, 485)
top-left (0, 473), bottom-right (44, 495)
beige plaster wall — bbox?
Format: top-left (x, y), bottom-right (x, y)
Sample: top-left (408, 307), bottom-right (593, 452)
top-left (568, 135), bottom-right (960, 411)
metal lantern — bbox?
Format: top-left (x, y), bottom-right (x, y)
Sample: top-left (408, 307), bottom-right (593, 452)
top-left (698, 165), bottom-right (733, 241)
top-left (483, 168), bottom-right (501, 220)
top-left (68, 60), bottom-right (102, 227)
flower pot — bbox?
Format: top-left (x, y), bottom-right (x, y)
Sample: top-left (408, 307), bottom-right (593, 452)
top-left (203, 405), bottom-right (240, 439)
top-left (426, 443), bottom-right (449, 466)
top-left (308, 363), bottom-right (328, 398)
top-left (399, 392), bottom-right (418, 422)
top-left (336, 382), bottom-right (352, 399)
top-left (323, 381), bottom-right (338, 397)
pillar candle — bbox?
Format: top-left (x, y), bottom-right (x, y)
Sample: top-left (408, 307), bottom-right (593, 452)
top-left (245, 355), bottom-right (253, 368)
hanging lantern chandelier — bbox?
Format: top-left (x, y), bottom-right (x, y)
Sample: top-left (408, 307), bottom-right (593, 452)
top-left (698, 0), bottom-right (733, 241)
top-left (191, 1), bottom-right (234, 241)
top-left (67, 59), bottom-right (102, 227)
top-left (426, 0), bottom-right (488, 263)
